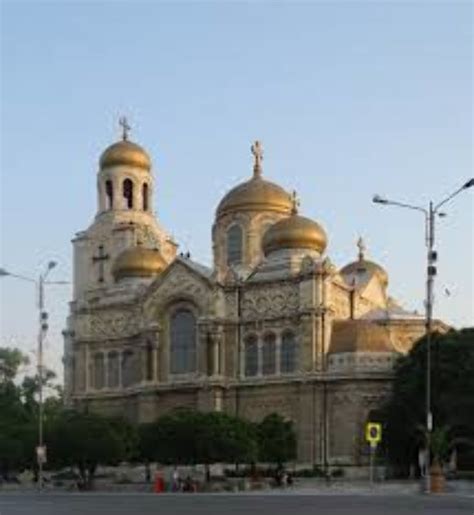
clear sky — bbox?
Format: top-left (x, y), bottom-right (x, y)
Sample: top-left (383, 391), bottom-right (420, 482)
top-left (1, 1), bottom-right (472, 379)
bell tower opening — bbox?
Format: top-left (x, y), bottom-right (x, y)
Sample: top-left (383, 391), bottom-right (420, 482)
top-left (105, 180), bottom-right (113, 209)
top-left (123, 178), bottom-right (134, 209)
top-left (143, 183), bottom-right (149, 211)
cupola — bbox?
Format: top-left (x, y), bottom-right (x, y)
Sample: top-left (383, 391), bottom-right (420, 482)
top-left (262, 193), bottom-right (328, 255)
top-left (112, 246), bottom-right (167, 281)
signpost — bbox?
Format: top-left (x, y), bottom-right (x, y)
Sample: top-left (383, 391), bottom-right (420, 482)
top-left (366, 422), bottom-right (382, 484)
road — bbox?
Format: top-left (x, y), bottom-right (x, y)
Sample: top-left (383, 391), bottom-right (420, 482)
top-left (0, 493), bottom-right (472, 515)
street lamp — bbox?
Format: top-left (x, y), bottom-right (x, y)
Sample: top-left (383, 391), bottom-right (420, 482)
top-left (0, 262), bottom-right (68, 491)
top-left (373, 178), bottom-right (473, 493)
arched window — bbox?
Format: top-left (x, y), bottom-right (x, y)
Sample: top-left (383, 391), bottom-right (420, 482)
top-left (122, 349), bottom-right (135, 387)
top-left (227, 225), bottom-right (243, 265)
top-left (142, 183), bottom-right (149, 211)
top-left (145, 341), bottom-right (153, 381)
top-left (107, 351), bottom-right (119, 388)
top-left (244, 335), bottom-right (258, 377)
top-left (262, 333), bottom-right (276, 375)
top-left (170, 309), bottom-right (197, 374)
top-left (93, 352), bottom-right (104, 389)
top-left (123, 179), bottom-right (134, 209)
top-left (105, 180), bottom-right (114, 209)
top-left (281, 331), bottom-right (297, 374)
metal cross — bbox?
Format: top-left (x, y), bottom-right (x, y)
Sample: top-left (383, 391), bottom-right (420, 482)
top-left (357, 237), bottom-right (366, 261)
top-left (92, 245), bottom-right (110, 283)
top-left (291, 190), bottom-right (300, 214)
top-left (251, 140), bottom-right (263, 175)
top-left (119, 116), bottom-right (131, 141)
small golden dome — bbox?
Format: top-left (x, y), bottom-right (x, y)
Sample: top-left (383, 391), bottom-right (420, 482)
top-left (99, 140), bottom-right (151, 171)
top-left (340, 239), bottom-right (388, 287)
top-left (328, 320), bottom-right (394, 354)
top-left (112, 247), bottom-right (166, 281)
top-left (262, 212), bottom-right (328, 255)
top-left (340, 259), bottom-right (389, 287)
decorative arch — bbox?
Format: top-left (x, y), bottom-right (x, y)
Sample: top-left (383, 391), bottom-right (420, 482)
top-left (169, 307), bottom-right (197, 374)
top-left (244, 334), bottom-right (258, 377)
top-left (281, 330), bottom-right (297, 373)
top-left (226, 224), bottom-right (243, 265)
top-left (123, 178), bottom-right (134, 209)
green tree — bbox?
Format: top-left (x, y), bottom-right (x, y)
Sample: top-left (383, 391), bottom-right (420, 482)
top-left (257, 413), bottom-right (297, 468)
top-left (46, 410), bottom-right (126, 489)
top-left (383, 328), bottom-right (474, 475)
top-left (0, 347), bottom-right (29, 382)
top-left (141, 410), bottom-right (258, 481)
top-left (0, 348), bottom-right (30, 478)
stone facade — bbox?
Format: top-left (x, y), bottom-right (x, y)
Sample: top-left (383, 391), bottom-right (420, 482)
top-left (64, 135), bottom-right (444, 469)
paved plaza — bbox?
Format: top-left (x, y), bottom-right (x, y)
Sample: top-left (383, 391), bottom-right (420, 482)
top-left (0, 493), bottom-right (472, 515)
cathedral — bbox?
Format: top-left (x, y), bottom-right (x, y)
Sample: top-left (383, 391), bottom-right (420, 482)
top-left (63, 123), bottom-right (436, 470)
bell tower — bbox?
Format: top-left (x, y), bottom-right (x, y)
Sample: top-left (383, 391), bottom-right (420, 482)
top-left (72, 119), bottom-right (177, 300)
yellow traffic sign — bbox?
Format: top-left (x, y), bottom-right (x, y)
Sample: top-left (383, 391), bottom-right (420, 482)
top-left (366, 422), bottom-right (382, 445)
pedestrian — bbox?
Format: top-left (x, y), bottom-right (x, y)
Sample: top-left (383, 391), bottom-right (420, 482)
top-left (172, 467), bottom-right (180, 492)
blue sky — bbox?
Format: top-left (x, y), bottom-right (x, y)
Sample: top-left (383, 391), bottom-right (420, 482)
top-left (1, 1), bottom-right (472, 378)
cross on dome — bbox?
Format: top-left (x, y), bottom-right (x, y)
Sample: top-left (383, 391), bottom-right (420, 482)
top-left (357, 236), bottom-right (366, 261)
top-left (119, 116), bottom-right (131, 141)
top-left (291, 190), bottom-right (300, 214)
top-left (251, 140), bottom-right (263, 177)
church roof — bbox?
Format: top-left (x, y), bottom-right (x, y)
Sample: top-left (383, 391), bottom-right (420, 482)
top-left (177, 255), bottom-right (213, 279)
top-left (328, 320), bottom-right (396, 354)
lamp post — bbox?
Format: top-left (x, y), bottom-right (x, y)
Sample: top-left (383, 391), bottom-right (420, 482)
top-left (0, 262), bottom-right (68, 491)
top-left (372, 178), bottom-right (474, 493)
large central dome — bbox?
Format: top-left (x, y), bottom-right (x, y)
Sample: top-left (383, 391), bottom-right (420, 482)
top-left (216, 176), bottom-right (293, 218)
top-left (216, 141), bottom-right (292, 218)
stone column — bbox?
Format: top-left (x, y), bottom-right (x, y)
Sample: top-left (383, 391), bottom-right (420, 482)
top-left (104, 351), bottom-right (109, 388)
top-left (240, 340), bottom-right (245, 379)
top-left (152, 347), bottom-right (158, 382)
top-left (113, 176), bottom-right (122, 209)
top-left (212, 334), bottom-right (221, 376)
top-left (257, 337), bottom-right (263, 377)
top-left (118, 351), bottom-right (123, 388)
top-left (133, 180), bottom-right (142, 211)
top-left (276, 333), bottom-right (282, 375)
top-left (85, 346), bottom-right (90, 392)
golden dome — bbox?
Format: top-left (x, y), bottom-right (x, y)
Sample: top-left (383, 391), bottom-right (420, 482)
top-left (262, 212), bottom-right (328, 255)
top-left (112, 247), bottom-right (166, 281)
top-left (340, 238), bottom-right (388, 286)
top-left (216, 140), bottom-right (292, 218)
top-left (99, 140), bottom-right (151, 171)
top-left (340, 259), bottom-right (389, 287)
top-left (328, 320), bottom-right (394, 354)
top-left (216, 176), bottom-right (292, 218)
